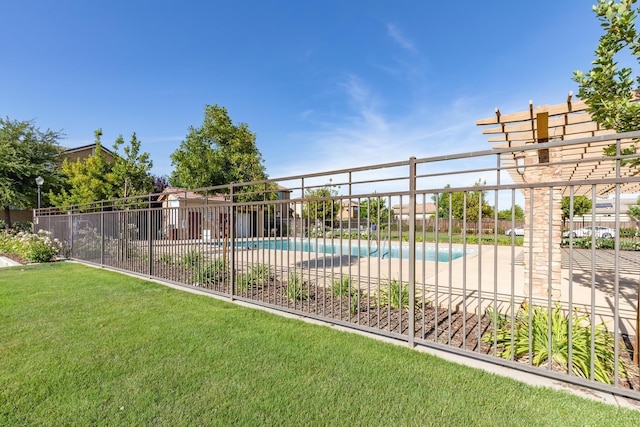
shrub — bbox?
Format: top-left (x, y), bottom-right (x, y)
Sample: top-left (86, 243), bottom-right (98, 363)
top-left (71, 227), bottom-right (102, 259)
top-left (286, 270), bottom-right (308, 302)
top-left (332, 275), bottom-right (357, 297)
top-left (12, 221), bottom-right (34, 233)
top-left (236, 264), bottom-right (272, 290)
top-left (482, 303), bottom-right (626, 384)
top-left (248, 263), bottom-right (273, 284)
top-left (562, 237), bottom-right (617, 250)
top-left (620, 240), bottom-right (640, 251)
top-left (158, 253), bottom-right (173, 265)
top-left (0, 230), bottom-right (67, 263)
top-left (333, 275), bottom-right (362, 315)
top-left (195, 258), bottom-right (228, 286)
top-left (181, 250), bottom-right (203, 267)
top-left (375, 279), bottom-right (424, 311)
top-left (619, 227), bottom-right (636, 238)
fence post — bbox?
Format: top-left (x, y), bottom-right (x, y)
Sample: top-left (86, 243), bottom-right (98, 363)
top-left (67, 211), bottom-right (74, 259)
top-left (148, 196), bottom-right (153, 277)
top-left (230, 186), bottom-right (236, 301)
top-left (100, 201), bottom-right (105, 266)
top-left (408, 157), bottom-right (416, 347)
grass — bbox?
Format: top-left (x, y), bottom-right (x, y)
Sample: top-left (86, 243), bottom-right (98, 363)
top-left (1, 263), bottom-right (639, 426)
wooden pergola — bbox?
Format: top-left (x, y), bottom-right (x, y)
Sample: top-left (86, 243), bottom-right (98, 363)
top-left (476, 92), bottom-right (640, 195)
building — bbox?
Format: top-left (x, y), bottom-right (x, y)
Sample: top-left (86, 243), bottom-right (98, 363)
top-left (156, 188), bottom-right (229, 240)
top-left (392, 203), bottom-right (436, 221)
top-left (60, 143), bottom-right (116, 164)
top-left (339, 200), bottom-right (359, 220)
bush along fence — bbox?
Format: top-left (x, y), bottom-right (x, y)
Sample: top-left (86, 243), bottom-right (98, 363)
top-left (33, 132), bottom-right (640, 400)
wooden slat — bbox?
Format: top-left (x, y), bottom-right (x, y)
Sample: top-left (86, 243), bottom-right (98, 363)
top-left (482, 111), bottom-right (595, 136)
top-left (563, 121), bottom-right (600, 135)
top-left (476, 99), bottom-right (589, 125)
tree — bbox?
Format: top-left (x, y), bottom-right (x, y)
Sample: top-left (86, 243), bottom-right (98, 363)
top-left (359, 196), bottom-right (390, 226)
top-left (0, 117), bottom-right (63, 227)
top-left (111, 132), bottom-right (154, 199)
top-left (573, 0), bottom-right (640, 166)
top-left (50, 130), bottom-right (154, 209)
top-left (170, 105), bottom-right (269, 200)
top-left (561, 196), bottom-right (593, 224)
top-left (433, 180), bottom-right (494, 222)
top-left (50, 130), bottom-right (115, 209)
top-left (497, 205), bottom-right (524, 221)
top-left (302, 186), bottom-right (340, 222)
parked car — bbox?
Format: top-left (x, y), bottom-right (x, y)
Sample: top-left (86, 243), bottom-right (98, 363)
top-left (562, 226), bottom-right (615, 239)
top-left (504, 227), bottom-right (525, 236)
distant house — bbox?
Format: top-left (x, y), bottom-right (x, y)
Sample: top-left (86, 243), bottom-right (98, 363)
top-left (392, 203), bottom-right (436, 221)
top-left (60, 143), bottom-right (117, 164)
top-left (572, 198), bottom-right (638, 224)
top-left (339, 200), bottom-right (359, 220)
top-left (275, 185), bottom-right (293, 219)
top-left (156, 188), bottom-right (229, 240)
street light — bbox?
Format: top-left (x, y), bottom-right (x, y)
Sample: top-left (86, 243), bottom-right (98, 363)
top-left (35, 176), bottom-right (44, 209)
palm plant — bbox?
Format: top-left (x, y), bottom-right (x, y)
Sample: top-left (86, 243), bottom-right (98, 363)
top-left (287, 270), bottom-right (308, 302)
top-left (194, 257), bottom-right (228, 286)
top-left (375, 279), bottom-right (424, 311)
top-left (483, 303), bottom-right (626, 384)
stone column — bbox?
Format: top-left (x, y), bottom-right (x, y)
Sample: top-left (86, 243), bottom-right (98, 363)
top-left (522, 146), bottom-right (563, 299)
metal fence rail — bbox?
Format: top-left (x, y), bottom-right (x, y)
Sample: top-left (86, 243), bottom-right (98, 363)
top-left (35, 132), bottom-right (640, 400)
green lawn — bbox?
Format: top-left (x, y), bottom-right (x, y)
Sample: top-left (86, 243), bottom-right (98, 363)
top-left (1, 262), bottom-right (638, 426)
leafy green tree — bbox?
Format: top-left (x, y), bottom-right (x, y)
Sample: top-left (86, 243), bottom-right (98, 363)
top-left (50, 130), bottom-right (154, 209)
top-left (359, 196), bottom-right (390, 225)
top-left (0, 118), bottom-right (63, 226)
top-left (561, 196), bottom-right (593, 223)
top-left (433, 180), bottom-right (494, 222)
top-left (170, 105), bottom-right (269, 201)
top-left (433, 185), bottom-right (452, 219)
top-left (111, 132), bottom-right (154, 199)
top-left (50, 130), bottom-right (115, 209)
top-left (497, 205), bottom-right (524, 221)
top-left (302, 186), bottom-right (340, 222)
top-left (573, 0), bottom-right (640, 166)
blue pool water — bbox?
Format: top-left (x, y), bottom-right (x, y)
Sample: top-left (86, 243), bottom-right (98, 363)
top-left (223, 239), bottom-right (471, 262)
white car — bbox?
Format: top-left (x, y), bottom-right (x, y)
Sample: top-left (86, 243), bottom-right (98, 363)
top-left (563, 226), bottom-right (615, 239)
top-left (505, 227), bottom-right (524, 236)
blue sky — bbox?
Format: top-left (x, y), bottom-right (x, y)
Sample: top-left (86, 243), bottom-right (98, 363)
top-left (2, 1), bottom-right (603, 188)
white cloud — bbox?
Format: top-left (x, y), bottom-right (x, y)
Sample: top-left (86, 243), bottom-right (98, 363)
top-left (271, 74), bottom-right (500, 199)
top-left (386, 23), bottom-right (417, 53)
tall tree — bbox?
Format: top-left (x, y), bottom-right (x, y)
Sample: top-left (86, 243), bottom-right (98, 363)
top-left (497, 205), bottom-right (525, 221)
top-left (573, 0), bottom-right (640, 166)
top-left (50, 130), bottom-right (154, 209)
top-left (50, 130), bottom-right (115, 209)
top-left (302, 186), bottom-right (341, 222)
top-left (170, 105), bottom-right (269, 200)
top-left (111, 132), bottom-right (154, 199)
top-left (359, 196), bottom-right (390, 225)
top-left (561, 196), bottom-right (593, 223)
top-left (0, 118), bottom-right (63, 226)
top-left (433, 180), bottom-right (494, 222)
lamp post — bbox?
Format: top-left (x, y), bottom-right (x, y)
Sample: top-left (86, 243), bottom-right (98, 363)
top-left (35, 176), bottom-right (44, 210)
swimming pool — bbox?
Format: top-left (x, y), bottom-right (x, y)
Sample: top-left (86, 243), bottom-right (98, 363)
top-left (223, 239), bottom-right (471, 262)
